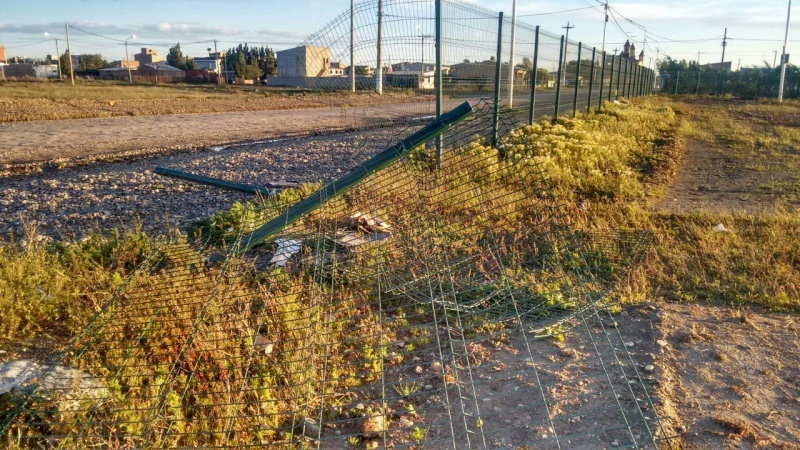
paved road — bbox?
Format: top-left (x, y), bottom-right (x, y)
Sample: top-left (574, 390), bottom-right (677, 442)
top-left (0, 90), bottom-right (595, 166)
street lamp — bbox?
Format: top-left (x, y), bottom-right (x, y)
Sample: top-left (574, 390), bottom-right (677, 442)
top-left (125, 35), bottom-right (136, 84)
top-left (44, 32), bottom-right (62, 80)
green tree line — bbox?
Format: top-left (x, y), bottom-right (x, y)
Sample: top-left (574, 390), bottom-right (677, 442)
top-left (225, 44), bottom-right (277, 80)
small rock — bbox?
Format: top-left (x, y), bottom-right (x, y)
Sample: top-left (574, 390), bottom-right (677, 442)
top-left (611, 440), bottom-right (619, 446)
top-left (301, 418), bottom-right (320, 438)
top-left (656, 340), bottom-right (669, 347)
top-left (482, 398), bottom-right (491, 402)
top-left (624, 342), bottom-right (635, 348)
top-left (359, 412), bottom-right (386, 438)
top-left (398, 417), bottom-right (414, 428)
top-left (429, 360), bottom-right (443, 374)
top-left (413, 366), bottom-right (424, 374)
top-left (712, 223), bottom-right (729, 233)
top-left (253, 335), bottom-right (274, 355)
top-left (411, 356), bottom-right (421, 362)
top-left (424, 384), bottom-right (434, 391)
top-left (643, 365), bottom-right (655, 373)
top-left (355, 403), bottom-right (365, 410)
top-left (334, 430), bottom-right (341, 436)
top-left (568, 416), bottom-right (581, 424)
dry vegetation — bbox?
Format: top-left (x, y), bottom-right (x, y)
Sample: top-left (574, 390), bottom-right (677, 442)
top-left (1, 95), bottom-right (799, 447)
top-left (0, 80), bottom-right (430, 122)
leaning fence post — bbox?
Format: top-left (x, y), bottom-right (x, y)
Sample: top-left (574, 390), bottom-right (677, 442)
top-left (597, 51), bottom-right (606, 111)
top-left (491, 12), bottom-right (504, 147)
top-left (572, 44), bottom-right (582, 117)
top-left (553, 35), bottom-right (565, 123)
top-left (587, 47), bottom-right (596, 113)
top-left (528, 25), bottom-right (540, 125)
top-left (435, 0), bottom-right (443, 168)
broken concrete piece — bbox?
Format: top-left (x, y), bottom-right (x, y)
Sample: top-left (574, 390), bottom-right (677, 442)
top-left (269, 238), bottom-right (303, 267)
top-left (0, 359), bottom-right (108, 406)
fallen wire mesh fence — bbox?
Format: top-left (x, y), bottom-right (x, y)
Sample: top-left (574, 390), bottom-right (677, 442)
top-left (2, 99), bottom-right (672, 448)
top-left (1, 0), bottom-right (666, 448)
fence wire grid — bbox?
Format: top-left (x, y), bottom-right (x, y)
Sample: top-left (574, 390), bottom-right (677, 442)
top-left (1, 0), bottom-right (668, 449)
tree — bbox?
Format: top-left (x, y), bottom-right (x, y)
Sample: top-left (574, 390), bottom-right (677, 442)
top-left (226, 44), bottom-right (276, 79)
top-left (235, 52), bottom-right (247, 78)
top-left (535, 68), bottom-right (551, 86)
top-left (167, 43), bottom-right (185, 69)
top-left (519, 56), bottom-right (533, 71)
top-left (58, 51), bottom-right (71, 76)
top-left (78, 54), bottom-right (108, 71)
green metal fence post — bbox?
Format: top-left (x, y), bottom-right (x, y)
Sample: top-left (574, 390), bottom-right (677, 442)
top-left (572, 44), bottom-right (582, 117)
top-left (695, 70), bottom-right (700, 94)
top-left (491, 12), bottom-right (504, 147)
top-left (528, 25), bottom-right (540, 125)
top-left (553, 35), bottom-right (565, 123)
top-left (608, 55), bottom-right (615, 101)
top-left (632, 64), bottom-right (638, 97)
top-left (615, 57), bottom-right (622, 99)
top-left (434, 0), bottom-right (443, 167)
top-left (587, 47), bottom-right (596, 114)
top-left (597, 52), bottom-right (606, 111)
top-left (675, 70), bottom-right (680, 95)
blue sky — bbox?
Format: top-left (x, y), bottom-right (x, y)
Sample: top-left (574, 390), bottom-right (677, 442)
top-left (0, 0), bottom-right (794, 70)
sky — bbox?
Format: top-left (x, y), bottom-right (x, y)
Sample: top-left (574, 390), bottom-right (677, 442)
top-left (0, 0), bottom-right (795, 71)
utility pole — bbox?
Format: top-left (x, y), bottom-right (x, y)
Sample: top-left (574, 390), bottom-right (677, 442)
top-left (562, 22), bottom-right (574, 85)
top-left (376, 0), bottom-right (383, 94)
top-left (351, 0), bottom-right (355, 92)
top-left (718, 27), bottom-right (728, 94)
top-left (65, 24), bottom-right (74, 86)
top-left (697, 51), bottom-right (701, 66)
top-left (52, 37), bottom-right (62, 80)
top-left (601, 1), bottom-right (609, 53)
top-left (774, 50), bottom-right (778, 68)
top-left (213, 39), bottom-right (222, 84)
top-left (508, 0), bottom-right (517, 107)
top-left (779, 0), bottom-right (792, 102)
top-left (125, 35), bottom-right (135, 84)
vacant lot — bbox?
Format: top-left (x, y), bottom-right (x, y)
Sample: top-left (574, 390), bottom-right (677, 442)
top-left (0, 81), bottom-right (431, 122)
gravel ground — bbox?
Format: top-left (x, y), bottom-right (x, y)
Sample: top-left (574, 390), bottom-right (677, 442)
top-left (0, 128), bottom-right (406, 240)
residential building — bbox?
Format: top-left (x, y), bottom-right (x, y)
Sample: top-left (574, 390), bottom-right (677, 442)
top-left (195, 51), bottom-right (224, 74)
top-left (107, 60), bottom-right (139, 69)
top-left (134, 48), bottom-right (164, 64)
top-left (344, 65), bottom-right (374, 77)
top-left (699, 61), bottom-right (732, 72)
top-left (1, 63), bottom-right (59, 79)
top-left (329, 61), bottom-right (344, 76)
top-left (138, 63), bottom-right (184, 81)
top-left (0, 46), bottom-right (5, 63)
top-left (276, 46), bottom-right (331, 77)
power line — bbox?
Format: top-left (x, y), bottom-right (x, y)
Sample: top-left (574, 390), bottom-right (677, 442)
top-left (517, 5), bottom-right (599, 18)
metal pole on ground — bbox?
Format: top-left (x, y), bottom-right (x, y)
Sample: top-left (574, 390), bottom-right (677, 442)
top-left (587, 47), bottom-right (596, 113)
top-left (350, 0), bottom-right (355, 92)
top-left (65, 24), bottom-right (74, 86)
top-left (778, 0), bottom-right (792, 102)
top-left (554, 35), bottom-right (565, 123)
top-left (435, 0), bottom-right (443, 166)
top-left (598, 51), bottom-right (606, 111)
top-left (375, 0), bottom-right (383, 94)
top-left (508, 0), bottom-right (517, 107)
top-left (572, 44), bottom-right (582, 117)
top-left (492, 12), bottom-right (504, 147)
top-left (528, 26), bottom-right (540, 125)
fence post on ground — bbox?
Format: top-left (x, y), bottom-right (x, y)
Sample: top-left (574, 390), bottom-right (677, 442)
top-left (435, 0), bottom-right (443, 167)
top-left (491, 12), bottom-right (504, 147)
top-left (608, 55), bottom-right (615, 101)
top-left (637, 65), bottom-right (642, 96)
top-left (572, 44), bottom-right (582, 117)
top-left (616, 58), bottom-right (622, 99)
top-left (633, 64), bottom-right (638, 97)
top-left (597, 52), bottom-right (606, 111)
top-left (587, 47), bottom-right (596, 114)
top-left (675, 71), bottom-right (680, 95)
top-left (553, 35), bottom-right (565, 123)
top-left (695, 70), bottom-right (701, 94)
top-left (528, 25), bottom-right (540, 125)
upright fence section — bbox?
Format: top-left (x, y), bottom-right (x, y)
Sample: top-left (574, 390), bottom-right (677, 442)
top-left (662, 67), bottom-right (800, 98)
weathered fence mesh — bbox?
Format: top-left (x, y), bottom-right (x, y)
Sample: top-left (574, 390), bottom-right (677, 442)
top-left (1, 0), bottom-right (666, 448)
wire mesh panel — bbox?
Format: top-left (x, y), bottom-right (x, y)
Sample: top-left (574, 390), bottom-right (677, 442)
top-left (1, 1), bottom-right (663, 448)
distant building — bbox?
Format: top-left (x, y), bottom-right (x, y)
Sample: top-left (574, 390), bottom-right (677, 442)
top-left (329, 61), bottom-right (345, 76)
top-left (195, 52), bottom-right (223, 75)
top-left (344, 65), bottom-right (374, 77)
top-left (618, 40), bottom-right (644, 65)
top-left (0, 46), bottom-right (5, 63)
top-left (107, 60), bottom-right (139, 69)
top-left (134, 48), bottom-right (164, 64)
top-left (138, 63), bottom-right (184, 81)
top-left (1, 63), bottom-right (59, 79)
top-left (386, 70), bottom-right (436, 90)
top-left (277, 46), bottom-right (331, 77)
top-left (449, 60), bottom-right (521, 83)
top-left (699, 61), bottom-right (732, 72)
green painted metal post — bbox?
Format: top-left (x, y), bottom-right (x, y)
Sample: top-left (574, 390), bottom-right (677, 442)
top-left (232, 101), bottom-right (475, 254)
top-left (608, 55), bottom-right (615, 101)
top-left (491, 12), bottom-right (504, 147)
top-left (615, 57), bottom-right (622, 99)
top-left (528, 25), bottom-right (540, 125)
top-left (675, 71), bottom-right (680, 95)
top-left (553, 35), bottom-right (565, 123)
top-left (623, 59), bottom-right (630, 97)
top-left (587, 48), bottom-right (596, 114)
top-left (597, 52), bottom-right (606, 111)
top-left (572, 44), bottom-right (582, 117)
